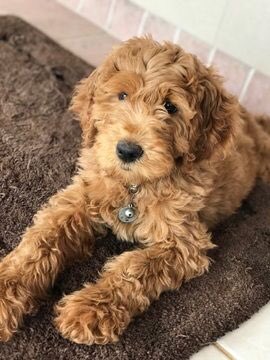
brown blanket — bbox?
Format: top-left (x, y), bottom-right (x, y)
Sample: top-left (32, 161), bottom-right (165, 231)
top-left (0, 16), bottom-right (270, 360)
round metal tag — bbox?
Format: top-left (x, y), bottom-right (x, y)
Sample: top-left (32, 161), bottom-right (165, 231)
top-left (118, 206), bottom-right (137, 223)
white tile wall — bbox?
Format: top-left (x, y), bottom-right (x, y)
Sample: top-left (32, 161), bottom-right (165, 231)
top-left (131, 0), bottom-right (227, 44)
top-left (216, 0), bottom-right (270, 76)
top-left (131, 0), bottom-right (270, 76)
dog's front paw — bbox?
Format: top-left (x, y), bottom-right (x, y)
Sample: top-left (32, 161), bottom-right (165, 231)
top-left (54, 285), bottom-right (131, 345)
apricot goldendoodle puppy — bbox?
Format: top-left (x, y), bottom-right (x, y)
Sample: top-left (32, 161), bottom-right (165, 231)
top-left (0, 37), bottom-right (270, 345)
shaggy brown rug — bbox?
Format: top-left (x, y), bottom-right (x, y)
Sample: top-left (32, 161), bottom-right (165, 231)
top-left (0, 16), bottom-right (270, 360)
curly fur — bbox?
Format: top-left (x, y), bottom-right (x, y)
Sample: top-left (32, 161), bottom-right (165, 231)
top-left (1, 37), bottom-right (270, 344)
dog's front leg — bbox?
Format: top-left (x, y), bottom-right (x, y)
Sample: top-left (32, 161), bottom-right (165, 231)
top-left (0, 177), bottom-right (104, 341)
top-left (55, 221), bottom-right (213, 345)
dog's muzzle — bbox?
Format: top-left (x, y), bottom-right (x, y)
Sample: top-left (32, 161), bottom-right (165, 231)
top-left (116, 140), bottom-right (144, 163)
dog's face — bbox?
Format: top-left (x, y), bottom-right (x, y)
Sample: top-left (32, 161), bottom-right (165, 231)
top-left (72, 37), bottom-right (236, 184)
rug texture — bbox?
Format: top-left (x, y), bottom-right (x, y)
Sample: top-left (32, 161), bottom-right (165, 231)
top-left (0, 16), bottom-right (270, 360)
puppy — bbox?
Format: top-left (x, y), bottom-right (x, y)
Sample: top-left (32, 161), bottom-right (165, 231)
top-left (0, 37), bottom-right (270, 345)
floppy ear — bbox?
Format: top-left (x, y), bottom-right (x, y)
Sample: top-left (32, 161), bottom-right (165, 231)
top-left (70, 69), bottom-right (99, 146)
top-left (189, 66), bottom-right (237, 162)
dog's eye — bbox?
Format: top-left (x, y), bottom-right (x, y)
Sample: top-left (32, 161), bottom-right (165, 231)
top-left (118, 92), bottom-right (128, 101)
top-left (164, 100), bottom-right (177, 114)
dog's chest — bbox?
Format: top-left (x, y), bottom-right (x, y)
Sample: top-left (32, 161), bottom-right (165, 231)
top-left (91, 191), bottom-right (156, 243)
top-left (87, 182), bottom-right (204, 244)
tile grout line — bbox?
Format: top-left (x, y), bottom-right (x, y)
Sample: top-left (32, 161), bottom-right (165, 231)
top-left (105, 0), bottom-right (116, 31)
top-left (207, 0), bottom-right (228, 68)
top-left (214, 342), bottom-right (236, 360)
top-left (76, 0), bottom-right (85, 13)
top-left (137, 10), bottom-right (149, 36)
top-left (207, 46), bottom-right (217, 67)
top-left (173, 28), bottom-right (181, 44)
top-left (212, 0), bottom-right (230, 49)
top-left (239, 67), bottom-right (255, 102)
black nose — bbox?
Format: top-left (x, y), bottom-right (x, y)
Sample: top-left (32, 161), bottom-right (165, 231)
top-left (116, 140), bottom-right (144, 163)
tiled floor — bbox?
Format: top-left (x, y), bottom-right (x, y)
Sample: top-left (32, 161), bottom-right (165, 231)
top-left (191, 302), bottom-right (270, 360)
top-left (0, 1), bottom-right (269, 359)
top-left (191, 344), bottom-right (229, 360)
top-left (0, 0), bottom-right (120, 67)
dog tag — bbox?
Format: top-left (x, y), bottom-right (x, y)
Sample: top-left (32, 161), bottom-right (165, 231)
top-left (118, 205), bottom-right (137, 223)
